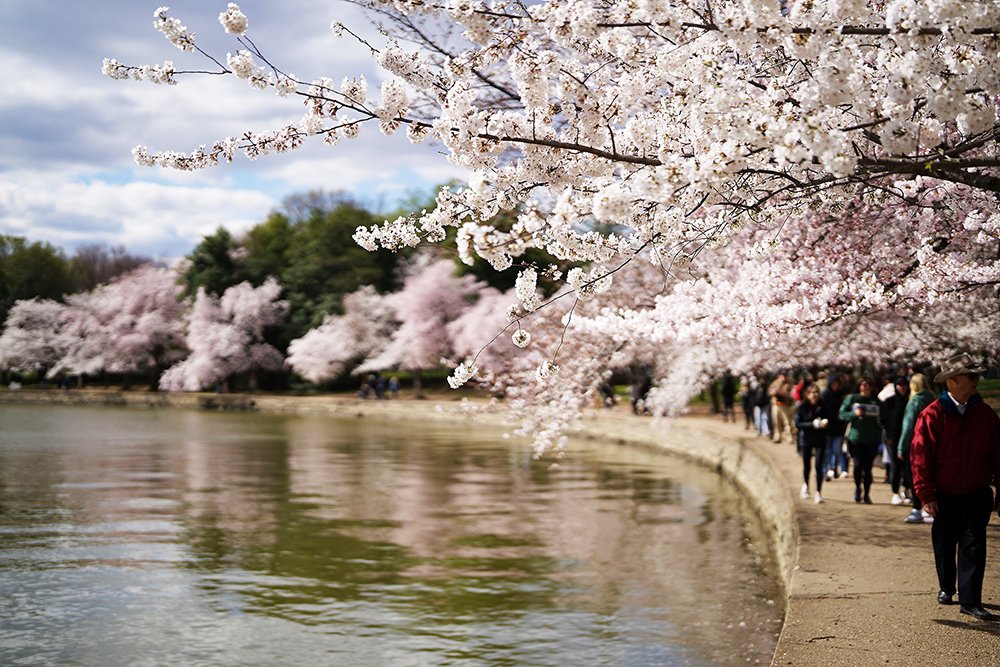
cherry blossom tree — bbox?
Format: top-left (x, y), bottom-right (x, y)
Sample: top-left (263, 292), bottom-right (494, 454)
top-left (47, 291), bottom-right (108, 379)
top-left (49, 265), bottom-right (188, 385)
top-left (286, 285), bottom-right (395, 383)
top-left (0, 299), bottom-right (68, 376)
top-left (446, 285), bottom-right (522, 377)
top-left (105, 3), bottom-right (1000, 450)
top-left (446, 180), bottom-right (1000, 450)
top-left (160, 277), bottom-right (289, 392)
top-left (355, 256), bottom-right (484, 392)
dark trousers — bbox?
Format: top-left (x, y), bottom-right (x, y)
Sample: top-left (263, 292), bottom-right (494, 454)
top-left (885, 438), bottom-right (902, 493)
top-left (801, 442), bottom-right (827, 491)
top-left (848, 440), bottom-right (879, 497)
top-left (902, 450), bottom-right (922, 510)
top-left (932, 487), bottom-right (993, 604)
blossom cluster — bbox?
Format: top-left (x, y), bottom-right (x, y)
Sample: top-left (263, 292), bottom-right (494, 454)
top-left (447, 362), bottom-right (477, 389)
top-left (514, 268), bottom-right (539, 312)
top-left (153, 6), bottom-right (195, 51)
top-left (218, 3), bottom-right (248, 35)
top-left (102, 58), bottom-right (177, 85)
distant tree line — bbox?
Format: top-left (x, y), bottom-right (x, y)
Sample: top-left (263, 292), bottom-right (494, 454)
top-left (0, 189), bottom-right (562, 393)
top-left (183, 191), bottom-right (409, 350)
top-left (0, 237), bottom-right (148, 325)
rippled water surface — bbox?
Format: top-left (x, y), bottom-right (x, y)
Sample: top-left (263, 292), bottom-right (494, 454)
top-left (0, 404), bottom-right (781, 665)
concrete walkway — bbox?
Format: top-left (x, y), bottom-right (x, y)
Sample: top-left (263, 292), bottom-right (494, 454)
top-left (672, 416), bottom-right (1000, 667)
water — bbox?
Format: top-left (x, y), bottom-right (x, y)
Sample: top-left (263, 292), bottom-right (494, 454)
top-left (0, 404), bottom-right (781, 666)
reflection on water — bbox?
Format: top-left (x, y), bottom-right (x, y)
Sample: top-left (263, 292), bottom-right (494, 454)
top-left (0, 404), bottom-right (781, 666)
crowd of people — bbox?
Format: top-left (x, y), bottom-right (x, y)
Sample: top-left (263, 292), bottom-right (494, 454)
top-left (738, 365), bottom-right (950, 519)
top-left (357, 373), bottom-right (399, 400)
top-left (738, 354), bottom-right (1000, 621)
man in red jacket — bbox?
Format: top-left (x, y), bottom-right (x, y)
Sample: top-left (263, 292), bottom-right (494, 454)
top-left (911, 353), bottom-right (1000, 621)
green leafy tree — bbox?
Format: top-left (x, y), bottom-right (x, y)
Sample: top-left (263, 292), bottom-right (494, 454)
top-left (241, 213), bottom-right (293, 285)
top-left (182, 227), bottom-right (247, 297)
top-left (0, 235), bottom-right (73, 325)
top-left (280, 200), bottom-right (403, 341)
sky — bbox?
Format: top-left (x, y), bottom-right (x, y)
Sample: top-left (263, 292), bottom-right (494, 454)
top-left (0, 1), bottom-right (467, 261)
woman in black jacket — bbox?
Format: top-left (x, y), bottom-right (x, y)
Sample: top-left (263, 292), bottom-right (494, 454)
top-left (795, 384), bottom-right (829, 503)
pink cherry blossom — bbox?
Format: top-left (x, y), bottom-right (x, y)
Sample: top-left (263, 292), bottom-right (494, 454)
top-left (357, 256), bottom-right (484, 376)
top-left (51, 265), bottom-right (189, 380)
top-left (286, 285), bottom-right (395, 384)
top-left (160, 277), bottom-right (288, 391)
top-left (0, 299), bottom-right (68, 375)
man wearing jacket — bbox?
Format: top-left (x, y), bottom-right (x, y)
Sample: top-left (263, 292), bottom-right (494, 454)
top-left (911, 353), bottom-right (1000, 621)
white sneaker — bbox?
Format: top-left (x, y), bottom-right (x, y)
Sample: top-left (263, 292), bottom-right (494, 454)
top-left (921, 509), bottom-right (934, 524)
top-left (891, 493), bottom-right (903, 505)
top-left (801, 483), bottom-right (809, 499)
top-left (825, 470), bottom-right (834, 481)
top-left (839, 471), bottom-right (849, 479)
top-left (814, 492), bottom-right (823, 504)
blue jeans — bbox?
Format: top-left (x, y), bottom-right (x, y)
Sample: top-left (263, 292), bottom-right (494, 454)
top-left (753, 405), bottom-right (771, 436)
top-left (826, 434), bottom-right (846, 475)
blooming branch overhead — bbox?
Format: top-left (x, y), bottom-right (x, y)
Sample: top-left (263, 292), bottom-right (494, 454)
top-left (102, 3), bottom-right (1000, 448)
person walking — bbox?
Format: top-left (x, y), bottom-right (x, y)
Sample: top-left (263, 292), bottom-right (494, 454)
top-left (795, 384), bottom-right (829, 503)
top-left (754, 376), bottom-right (772, 437)
top-left (720, 372), bottom-right (737, 423)
top-left (821, 374), bottom-right (848, 480)
top-left (769, 371), bottom-right (796, 444)
top-left (900, 373), bottom-right (936, 524)
top-left (839, 376), bottom-right (882, 504)
top-left (881, 376), bottom-right (910, 504)
top-left (740, 374), bottom-right (756, 431)
top-left (911, 353), bottom-right (1000, 621)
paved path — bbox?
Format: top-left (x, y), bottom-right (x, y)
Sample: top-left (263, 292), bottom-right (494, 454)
top-left (685, 416), bottom-right (1000, 667)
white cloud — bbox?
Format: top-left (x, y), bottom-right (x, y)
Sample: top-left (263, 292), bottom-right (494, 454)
top-left (0, 172), bottom-right (276, 260)
top-left (0, 0), bottom-right (470, 260)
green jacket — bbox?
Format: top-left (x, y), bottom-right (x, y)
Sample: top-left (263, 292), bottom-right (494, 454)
top-left (897, 390), bottom-right (935, 458)
top-left (839, 393), bottom-right (882, 444)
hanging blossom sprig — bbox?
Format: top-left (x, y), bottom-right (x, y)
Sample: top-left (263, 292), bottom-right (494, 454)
top-left (102, 58), bottom-right (177, 85)
top-left (511, 328), bottom-right (530, 348)
top-left (105, 4), bottom-right (427, 171)
top-left (447, 361), bottom-right (478, 389)
top-left (446, 227), bottom-right (656, 396)
top-left (446, 251), bottom-right (626, 393)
